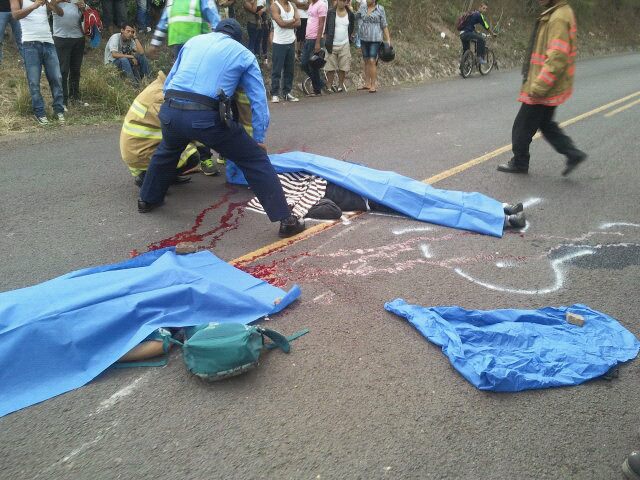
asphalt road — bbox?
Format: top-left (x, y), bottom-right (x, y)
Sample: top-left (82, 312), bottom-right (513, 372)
top-left (1, 53), bottom-right (639, 480)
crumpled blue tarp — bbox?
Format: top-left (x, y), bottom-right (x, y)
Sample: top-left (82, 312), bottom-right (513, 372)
top-left (0, 248), bottom-right (300, 417)
top-left (226, 151), bottom-right (505, 237)
top-left (385, 299), bottom-right (640, 392)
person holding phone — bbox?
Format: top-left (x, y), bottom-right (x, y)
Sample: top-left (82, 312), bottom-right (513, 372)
top-left (51, 0), bottom-right (86, 109)
top-left (11, 0), bottom-right (65, 125)
top-left (244, 0), bottom-right (270, 62)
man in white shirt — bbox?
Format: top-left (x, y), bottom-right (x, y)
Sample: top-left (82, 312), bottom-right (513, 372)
top-left (11, 0), bottom-right (65, 125)
top-left (104, 22), bottom-right (150, 85)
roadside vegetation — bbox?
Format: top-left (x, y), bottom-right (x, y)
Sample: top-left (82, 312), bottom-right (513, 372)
top-left (1, 0), bottom-right (638, 136)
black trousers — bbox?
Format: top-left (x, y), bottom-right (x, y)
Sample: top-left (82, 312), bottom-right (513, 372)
top-left (53, 36), bottom-right (84, 105)
top-left (511, 103), bottom-right (579, 167)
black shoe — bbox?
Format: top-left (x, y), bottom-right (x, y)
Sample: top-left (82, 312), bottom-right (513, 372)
top-left (503, 202), bottom-right (524, 215)
top-left (623, 451), bottom-right (640, 480)
top-left (138, 199), bottom-right (163, 213)
top-left (278, 215), bottom-right (305, 238)
top-left (562, 151), bottom-right (587, 176)
top-left (497, 159), bottom-right (529, 174)
top-left (134, 172), bottom-right (146, 187)
top-left (506, 212), bottom-right (526, 229)
top-left (172, 175), bottom-right (192, 185)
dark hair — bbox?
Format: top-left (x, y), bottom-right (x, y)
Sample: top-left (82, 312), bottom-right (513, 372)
top-left (120, 21), bottom-right (135, 30)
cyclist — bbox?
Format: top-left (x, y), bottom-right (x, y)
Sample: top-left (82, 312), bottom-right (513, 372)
top-left (458, 1), bottom-right (494, 64)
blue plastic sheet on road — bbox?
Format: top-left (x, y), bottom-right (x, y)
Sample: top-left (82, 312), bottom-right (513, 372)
top-left (385, 299), bottom-right (640, 392)
top-left (0, 248), bottom-right (300, 417)
top-left (226, 151), bottom-right (506, 237)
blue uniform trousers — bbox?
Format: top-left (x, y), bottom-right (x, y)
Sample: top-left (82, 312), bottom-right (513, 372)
top-left (140, 102), bottom-right (291, 222)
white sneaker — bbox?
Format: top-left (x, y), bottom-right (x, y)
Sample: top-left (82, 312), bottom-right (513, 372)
top-left (271, 95), bottom-right (280, 103)
top-left (57, 112), bottom-right (65, 123)
top-left (284, 93), bottom-right (299, 102)
top-left (63, 105), bottom-right (68, 112)
top-left (34, 115), bottom-right (49, 126)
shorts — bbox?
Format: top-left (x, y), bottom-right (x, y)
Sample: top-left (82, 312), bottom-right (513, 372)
top-left (295, 18), bottom-right (307, 43)
top-left (360, 40), bottom-right (380, 59)
top-left (325, 43), bottom-right (351, 72)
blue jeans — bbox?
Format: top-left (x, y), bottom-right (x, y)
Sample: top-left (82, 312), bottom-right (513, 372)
top-left (22, 41), bottom-right (64, 117)
top-left (460, 31), bottom-right (485, 58)
top-left (113, 54), bottom-right (150, 84)
top-left (140, 102), bottom-right (290, 222)
top-left (271, 42), bottom-right (295, 96)
top-left (247, 22), bottom-right (259, 55)
top-left (135, 0), bottom-right (148, 29)
top-left (300, 38), bottom-right (325, 94)
top-left (0, 11), bottom-right (23, 63)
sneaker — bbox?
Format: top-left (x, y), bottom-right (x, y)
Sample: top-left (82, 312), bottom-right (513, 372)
top-left (278, 214), bottom-right (305, 238)
top-left (506, 212), bottom-right (526, 229)
top-left (56, 112), bottom-right (65, 123)
top-left (200, 157), bottom-right (220, 176)
top-left (216, 157), bottom-right (226, 166)
top-left (623, 451), bottom-right (640, 480)
top-left (63, 105), bottom-right (68, 113)
top-left (271, 95), bottom-right (280, 103)
top-left (503, 202), bottom-right (524, 216)
top-left (478, 56), bottom-right (487, 65)
top-left (284, 93), bottom-right (299, 102)
top-left (34, 115), bottom-right (49, 126)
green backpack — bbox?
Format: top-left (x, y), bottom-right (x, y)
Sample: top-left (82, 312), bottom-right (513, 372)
top-left (170, 323), bottom-right (309, 381)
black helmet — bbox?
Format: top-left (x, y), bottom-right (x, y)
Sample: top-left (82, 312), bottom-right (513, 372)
top-left (378, 42), bottom-right (395, 62)
top-left (309, 50), bottom-right (326, 70)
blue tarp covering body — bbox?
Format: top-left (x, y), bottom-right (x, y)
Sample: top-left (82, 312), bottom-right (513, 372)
top-left (0, 248), bottom-right (300, 417)
top-left (385, 299), bottom-right (640, 392)
top-left (226, 151), bottom-right (506, 237)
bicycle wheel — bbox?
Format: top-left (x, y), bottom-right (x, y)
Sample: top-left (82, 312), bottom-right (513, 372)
top-left (302, 76), bottom-right (313, 95)
top-left (479, 49), bottom-right (495, 75)
top-left (460, 50), bottom-right (474, 78)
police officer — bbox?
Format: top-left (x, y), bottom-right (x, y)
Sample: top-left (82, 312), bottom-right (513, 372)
top-left (138, 18), bottom-right (306, 238)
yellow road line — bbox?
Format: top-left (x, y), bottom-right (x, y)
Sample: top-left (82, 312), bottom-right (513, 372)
top-left (426, 90), bottom-right (640, 184)
top-left (232, 90), bottom-right (640, 265)
top-left (604, 98), bottom-right (640, 118)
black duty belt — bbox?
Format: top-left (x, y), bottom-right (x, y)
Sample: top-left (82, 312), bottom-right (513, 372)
top-left (165, 89), bottom-right (220, 110)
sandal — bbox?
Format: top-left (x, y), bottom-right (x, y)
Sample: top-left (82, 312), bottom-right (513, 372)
top-left (357, 86), bottom-right (370, 91)
top-left (368, 89), bottom-right (377, 93)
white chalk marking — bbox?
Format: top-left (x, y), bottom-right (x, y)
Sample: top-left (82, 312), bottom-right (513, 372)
top-left (419, 244), bottom-right (433, 258)
top-left (523, 197), bottom-right (543, 208)
top-left (392, 226), bottom-right (434, 235)
top-left (599, 222), bottom-right (640, 229)
top-left (455, 249), bottom-right (594, 295)
top-left (95, 374), bottom-right (148, 414)
top-left (496, 260), bottom-right (519, 268)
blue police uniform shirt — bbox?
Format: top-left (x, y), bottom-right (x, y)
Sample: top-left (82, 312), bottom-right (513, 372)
top-left (165, 32), bottom-right (270, 143)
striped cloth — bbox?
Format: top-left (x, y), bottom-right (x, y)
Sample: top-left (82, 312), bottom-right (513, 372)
top-left (247, 172), bottom-right (328, 218)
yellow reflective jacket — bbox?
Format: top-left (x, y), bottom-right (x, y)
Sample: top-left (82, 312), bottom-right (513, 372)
top-left (519, 1), bottom-right (577, 107)
top-left (120, 71), bottom-right (199, 174)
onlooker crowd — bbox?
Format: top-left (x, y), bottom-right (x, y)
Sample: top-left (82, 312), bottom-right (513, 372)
top-left (1, 0), bottom-right (392, 125)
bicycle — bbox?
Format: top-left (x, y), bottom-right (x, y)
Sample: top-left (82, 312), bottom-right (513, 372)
top-left (459, 32), bottom-right (496, 78)
top-left (301, 70), bottom-right (354, 95)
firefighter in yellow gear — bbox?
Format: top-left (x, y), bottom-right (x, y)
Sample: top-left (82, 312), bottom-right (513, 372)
top-left (120, 71), bottom-right (217, 186)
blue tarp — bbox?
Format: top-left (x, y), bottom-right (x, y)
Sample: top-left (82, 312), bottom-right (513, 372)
top-left (0, 248), bottom-right (300, 417)
top-left (385, 299), bottom-right (640, 392)
top-left (227, 151), bottom-right (506, 237)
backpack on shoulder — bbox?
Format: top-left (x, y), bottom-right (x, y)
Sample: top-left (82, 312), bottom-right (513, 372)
top-left (455, 11), bottom-right (472, 31)
top-left (82, 7), bottom-right (103, 48)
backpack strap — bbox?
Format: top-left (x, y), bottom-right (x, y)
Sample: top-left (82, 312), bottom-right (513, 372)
top-left (261, 328), bottom-right (309, 352)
